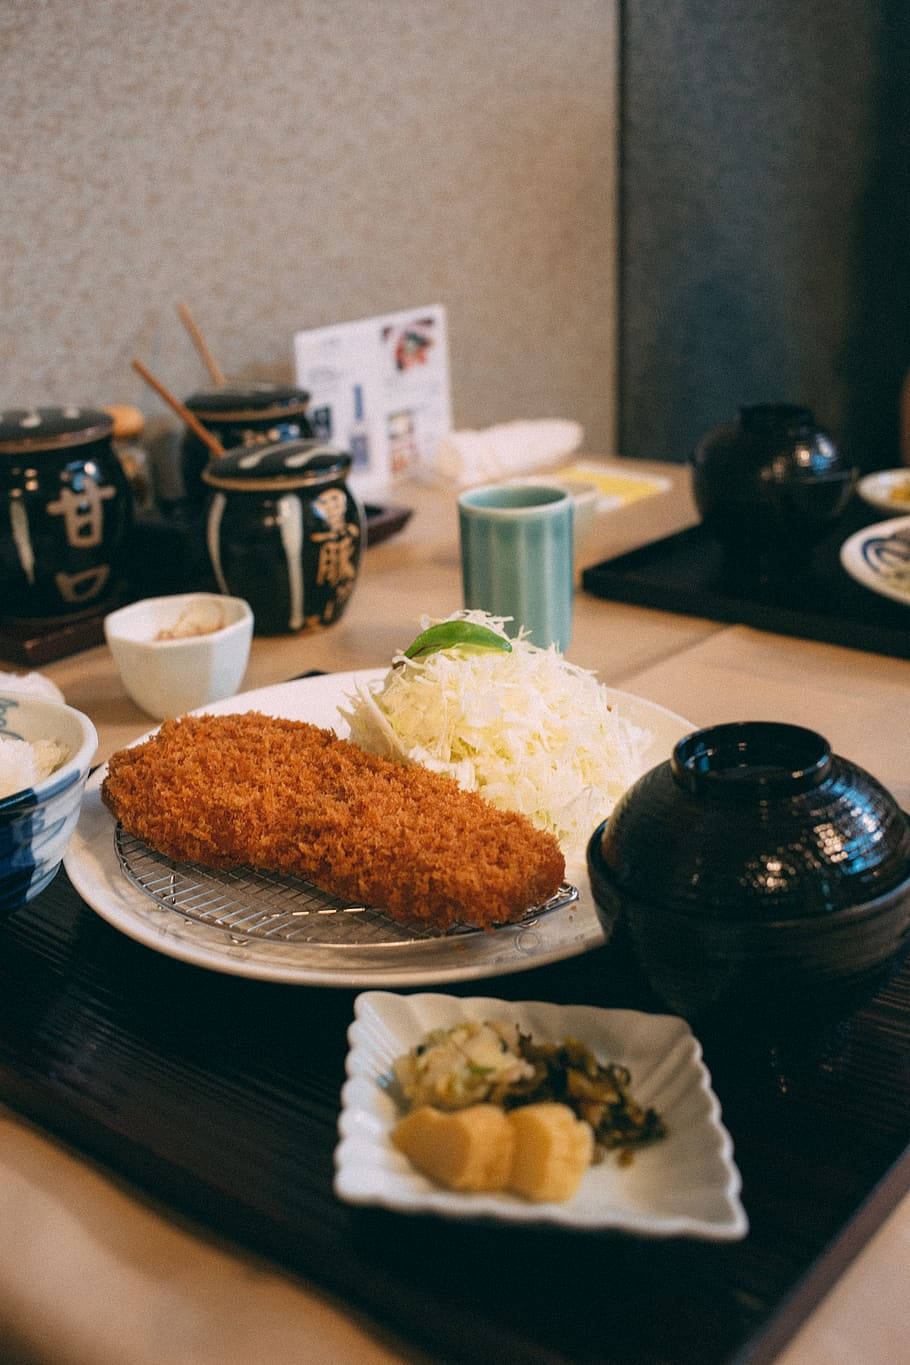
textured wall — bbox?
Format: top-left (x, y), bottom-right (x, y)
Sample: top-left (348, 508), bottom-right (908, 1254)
top-left (619, 0), bottom-right (910, 469)
top-left (0, 0), bottom-right (618, 459)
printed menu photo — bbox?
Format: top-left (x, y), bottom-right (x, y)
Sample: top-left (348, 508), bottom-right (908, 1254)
top-left (293, 305), bottom-right (453, 497)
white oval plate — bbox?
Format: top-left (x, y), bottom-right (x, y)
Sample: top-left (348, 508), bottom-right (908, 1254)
top-left (335, 991), bottom-right (748, 1240)
top-left (839, 514), bottom-right (910, 607)
top-left (856, 469), bottom-right (910, 514)
top-left (64, 670), bottom-right (693, 987)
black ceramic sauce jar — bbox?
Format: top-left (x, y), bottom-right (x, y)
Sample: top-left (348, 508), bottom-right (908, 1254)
top-left (690, 403), bottom-right (857, 561)
top-left (0, 406), bottom-right (133, 619)
top-left (202, 439), bottom-right (364, 635)
top-left (181, 382), bottom-right (313, 511)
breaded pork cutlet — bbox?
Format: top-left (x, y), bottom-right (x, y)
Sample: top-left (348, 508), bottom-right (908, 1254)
top-left (101, 712), bottom-right (566, 931)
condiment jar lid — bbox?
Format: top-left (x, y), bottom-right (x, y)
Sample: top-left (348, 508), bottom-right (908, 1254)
top-left (201, 438), bottom-right (351, 492)
top-left (184, 382), bottom-right (311, 422)
top-left (0, 405), bottom-right (114, 454)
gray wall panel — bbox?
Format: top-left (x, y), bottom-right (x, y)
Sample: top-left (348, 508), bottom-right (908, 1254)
top-left (620, 0), bottom-right (909, 469)
top-left (1, 1), bottom-right (619, 458)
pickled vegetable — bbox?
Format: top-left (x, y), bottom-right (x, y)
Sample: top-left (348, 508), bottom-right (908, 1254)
top-left (392, 1104), bottom-right (514, 1192)
top-left (506, 1103), bottom-right (593, 1201)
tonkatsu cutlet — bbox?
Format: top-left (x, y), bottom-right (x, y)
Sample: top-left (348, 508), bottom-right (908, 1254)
top-left (101, 712), bottom-right (566, 931)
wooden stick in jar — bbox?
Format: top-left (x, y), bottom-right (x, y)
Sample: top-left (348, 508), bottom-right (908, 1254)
top-left (131, 359), bottom-right (225, 458)
top-left (176, 301), bottom-right (227, 387)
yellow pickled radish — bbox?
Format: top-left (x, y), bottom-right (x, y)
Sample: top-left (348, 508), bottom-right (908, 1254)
top-left (392, 1104), bottom-right (515, 1192)
top-left (507, 1102), bottom-right (594, 1202)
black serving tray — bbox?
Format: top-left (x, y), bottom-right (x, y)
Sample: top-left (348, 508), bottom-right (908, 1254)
top-left (0, 869), bottom-right (907, 1365)
top-left (582, 501), bottom-right (910, 660)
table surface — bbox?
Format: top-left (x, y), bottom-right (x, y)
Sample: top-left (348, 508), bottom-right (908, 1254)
top-left (1, 460), bottom-right (907, 1365)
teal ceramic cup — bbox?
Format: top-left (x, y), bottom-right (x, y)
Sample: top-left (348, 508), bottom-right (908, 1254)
top-left (458, 482), bottom-right (574, 650)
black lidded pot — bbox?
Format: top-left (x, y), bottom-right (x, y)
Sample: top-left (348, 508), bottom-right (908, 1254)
top-left (181, 382), bottom-right (313, 511)
top-left (202, 438), bottom-right (364, 635)
top-left (0, 405), bottom-right (133, 619)
top-left (690, 403), bottom-right (857, 562)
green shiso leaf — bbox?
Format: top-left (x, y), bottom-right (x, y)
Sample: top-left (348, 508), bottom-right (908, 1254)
top-left (403, 621), bottom-right (513, 661)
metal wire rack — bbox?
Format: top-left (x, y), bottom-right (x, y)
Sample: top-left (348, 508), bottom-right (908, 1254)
top-left (114, 826), bottom-right (578, 948)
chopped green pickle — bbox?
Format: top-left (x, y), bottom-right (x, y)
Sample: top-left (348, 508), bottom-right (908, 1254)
top-left (403, 621), bottom-right (513, 661)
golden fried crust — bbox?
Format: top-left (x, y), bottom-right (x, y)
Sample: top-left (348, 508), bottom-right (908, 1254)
top-left (101, 712), bottom-right (566, 931)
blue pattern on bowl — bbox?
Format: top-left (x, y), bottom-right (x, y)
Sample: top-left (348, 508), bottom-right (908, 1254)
top-left (0, 693), bottom-right (97, 917)
top-left (860, 529), bottom-right (910, 586)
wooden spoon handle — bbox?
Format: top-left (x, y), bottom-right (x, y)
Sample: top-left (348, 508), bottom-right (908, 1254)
top-left (176, 301), bottom-right (226, 387)
top-left (131, 359), bottom-right (225, 458)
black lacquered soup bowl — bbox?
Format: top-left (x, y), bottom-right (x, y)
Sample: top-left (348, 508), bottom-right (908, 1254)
top-left (587, 722), bottom-right (910, 1054)
top-left (689, 404), bottom-right (857, 563)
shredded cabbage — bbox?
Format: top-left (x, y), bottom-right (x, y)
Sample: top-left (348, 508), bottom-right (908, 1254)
top-left (340, 611), bottom-right (652, 862)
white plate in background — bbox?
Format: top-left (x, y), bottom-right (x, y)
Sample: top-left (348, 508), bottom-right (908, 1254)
top-left (840, 515), bottom-right (910, 607)
top-left (856, 469), bottom-right (910, 514)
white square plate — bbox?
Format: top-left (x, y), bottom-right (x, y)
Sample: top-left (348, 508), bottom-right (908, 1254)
top-left (334, 992), bottom-right (748, 1240)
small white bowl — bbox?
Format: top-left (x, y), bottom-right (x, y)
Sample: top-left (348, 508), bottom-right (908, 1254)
top-left (0, 692), bottom-right (98, 915)
top-left (104, 593), bottom-right (254, 721)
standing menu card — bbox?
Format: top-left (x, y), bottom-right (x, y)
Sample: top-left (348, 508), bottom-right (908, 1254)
top-left (293, 304), bottom-right (453, 498)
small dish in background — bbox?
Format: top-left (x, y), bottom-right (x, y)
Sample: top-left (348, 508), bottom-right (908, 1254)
top-left (562, 478), bottom-right (600, 564)
top-left (363, 502), bottom-right (414, 548)
top-left (0, 691), bottom-right (97, 917)
top-left (104, 592), bottom-right (253, 720)
top-left (505, 476), bottom-right (600, 567)
top-left (840, 515), bottom-right (910, 607)
top-left (335, 991), bottom-right (748, 1240)
top-left (856, 468), bottom-right (910, 514)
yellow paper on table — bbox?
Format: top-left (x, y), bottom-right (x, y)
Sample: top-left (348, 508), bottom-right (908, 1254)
top-left (558, 460), bottom-right (672, 509)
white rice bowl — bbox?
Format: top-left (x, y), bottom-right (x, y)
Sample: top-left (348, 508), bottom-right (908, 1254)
top-left (0, 693), bottom-right (97, 914)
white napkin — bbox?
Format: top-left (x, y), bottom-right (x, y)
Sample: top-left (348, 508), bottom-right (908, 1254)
top-left (430, 419), bottom-right (584, 487)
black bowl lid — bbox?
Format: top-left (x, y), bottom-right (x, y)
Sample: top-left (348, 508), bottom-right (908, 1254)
top-left (739, 403), bottom-right (815, 437)
top-left (670, 722), bottom-right (834, 798)
top-left (202, 438), bottom-right (351, 490)
top-left (0, 406), bottom-right (114, 453)
top-left (692, 403), bottom-right (850, 481)
top-left (184, 383), bottom-right (310, 419)
top-left (592, 722), bottom-right (910, 919)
